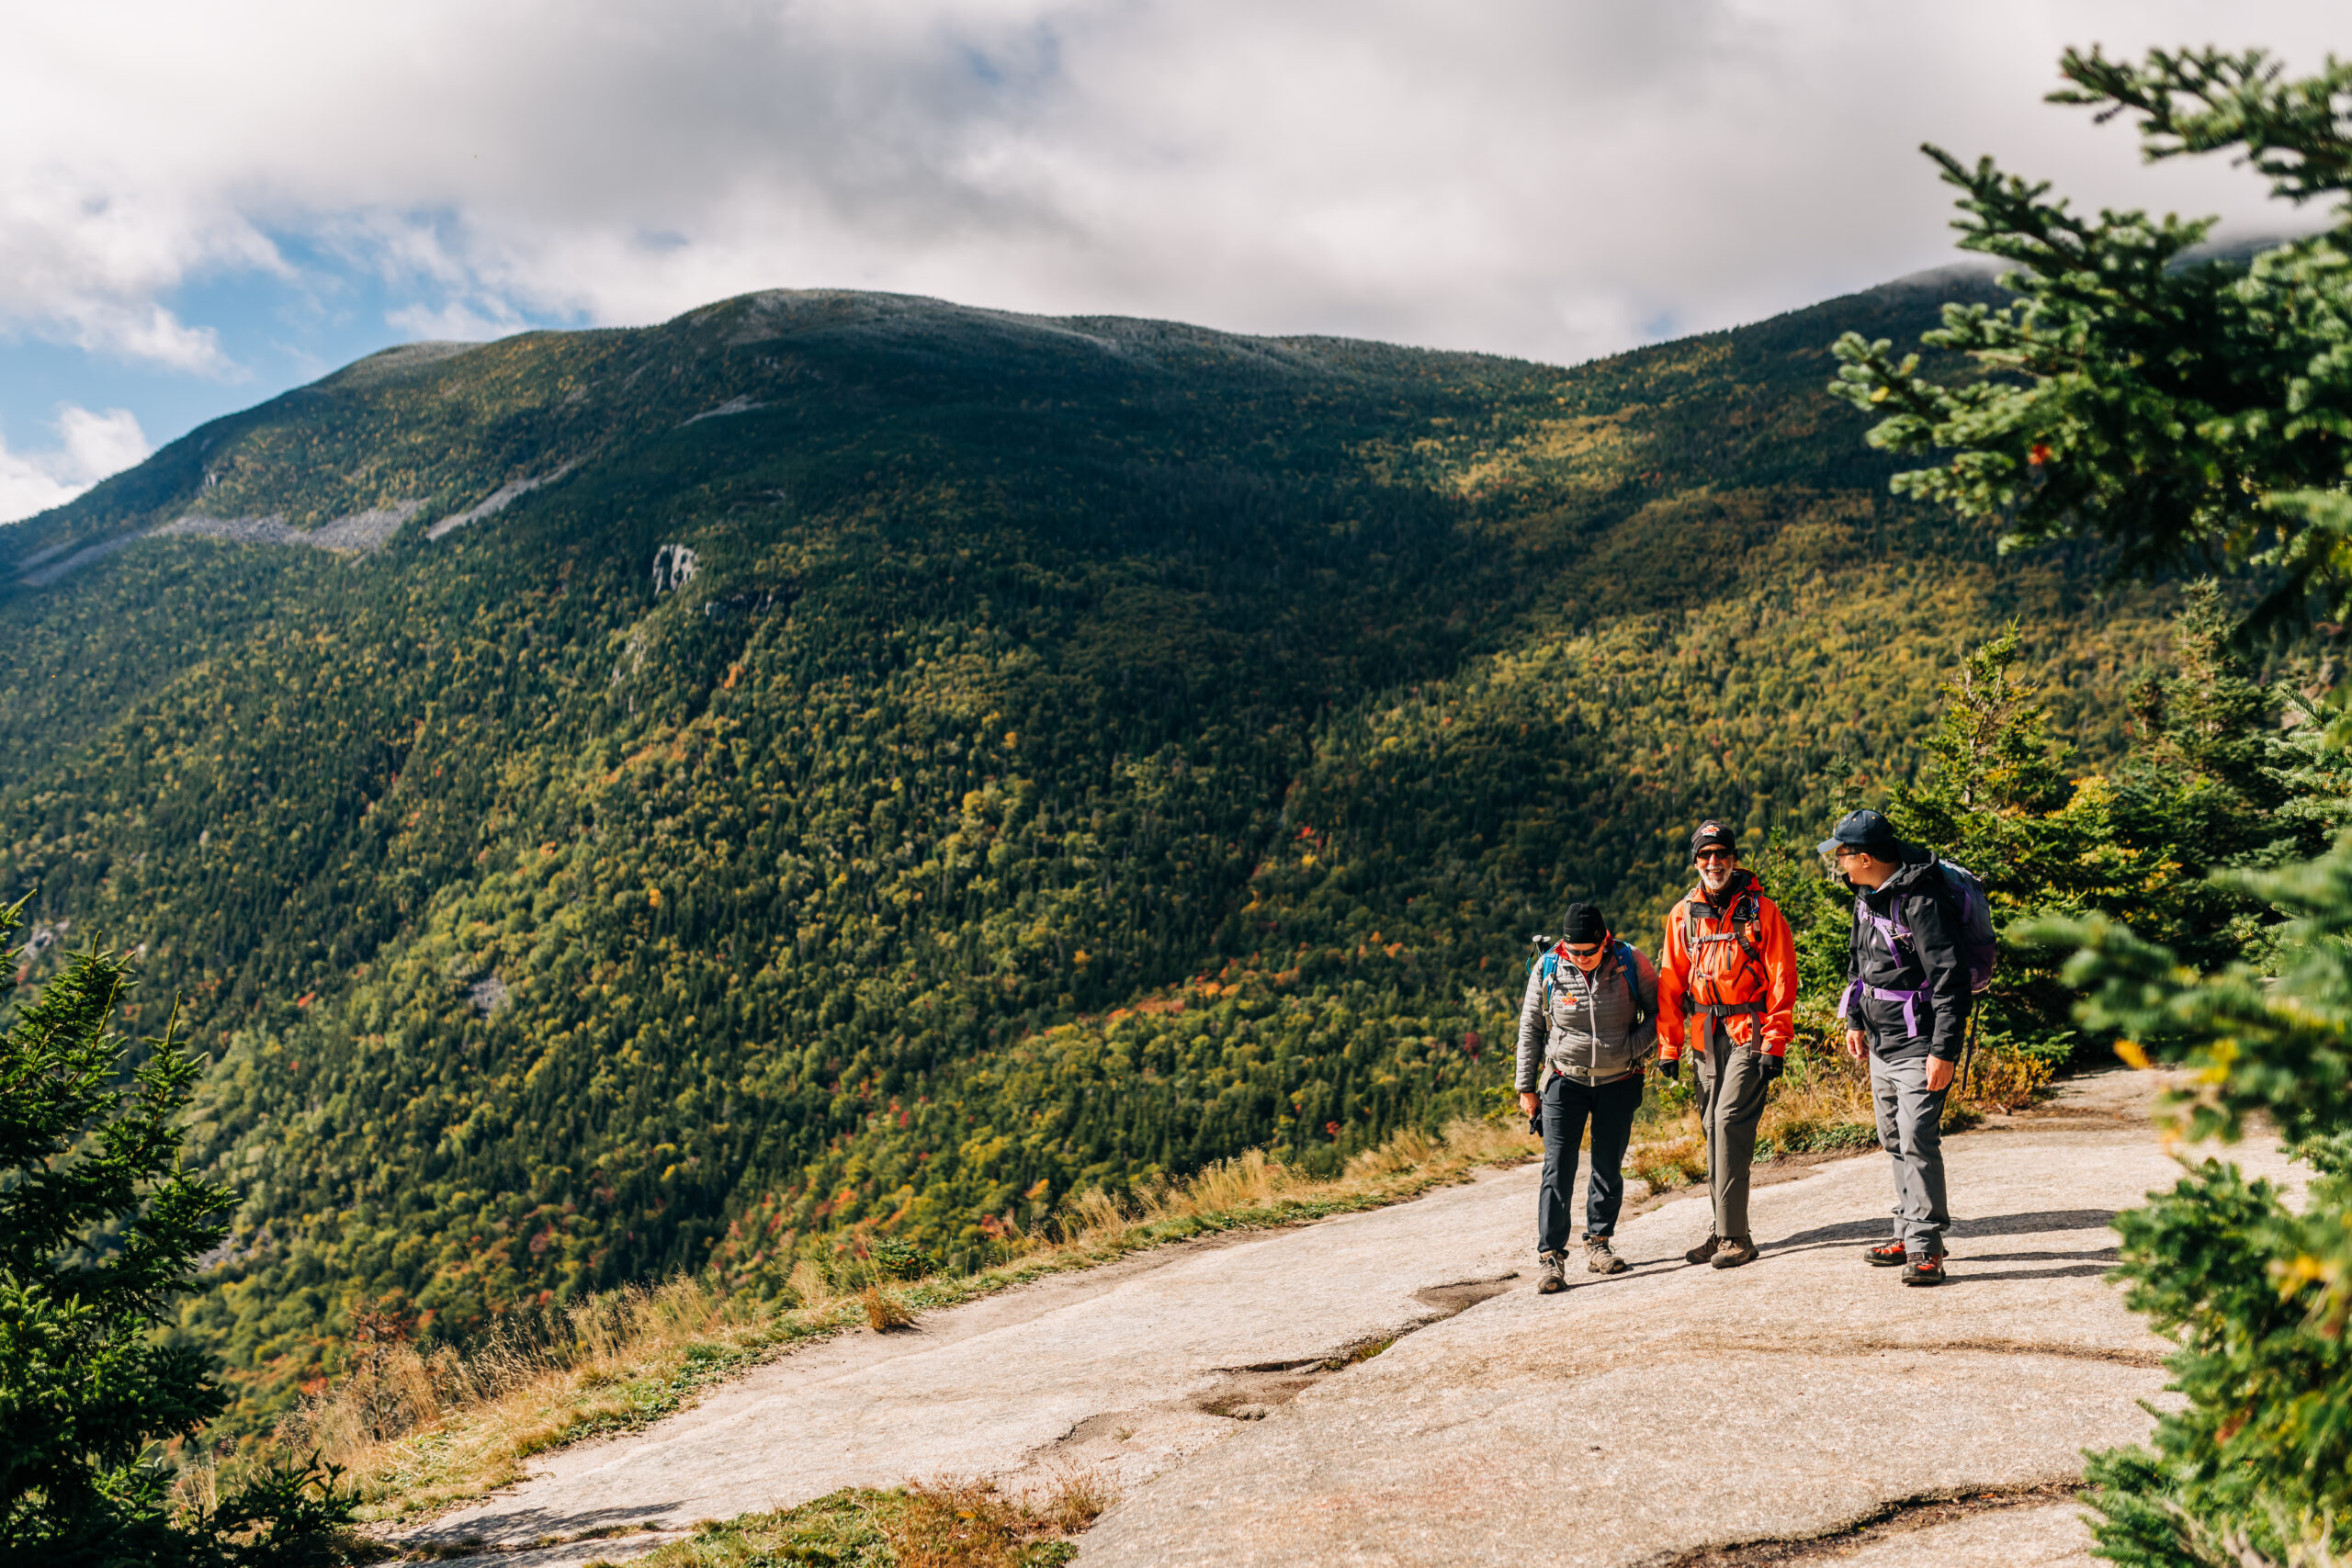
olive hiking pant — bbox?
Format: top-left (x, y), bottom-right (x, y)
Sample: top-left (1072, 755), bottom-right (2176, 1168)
top-left (1693, 1044), bottom-right (1770, 1241)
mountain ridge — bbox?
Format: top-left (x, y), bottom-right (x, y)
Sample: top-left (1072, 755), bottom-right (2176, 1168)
top-left (8, 265), bottom-right (2009, 568)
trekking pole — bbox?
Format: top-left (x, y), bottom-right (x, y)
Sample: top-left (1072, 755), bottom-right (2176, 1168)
top-left (1959, 1009), bottom-right (1980, 1100)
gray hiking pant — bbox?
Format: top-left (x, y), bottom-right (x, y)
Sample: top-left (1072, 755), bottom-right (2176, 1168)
top-left (1869, 1048), bottom-right (1951, 1254)
top-left (1693, 1044), bottom-right (1770, 1242)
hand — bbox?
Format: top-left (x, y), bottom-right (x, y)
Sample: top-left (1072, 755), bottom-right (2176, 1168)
top-left (1844, 1028), bottom-right (1867, 1059)
top-left (1657, 1055), bottom-right (1680, 1083)
top-left (1759, 1052), bottom-right (1784, 1083)
top-left (1926, 1055), bottom-right (1957, 1092)
top-left (1519, 1091), bottom-right (1540, 1120)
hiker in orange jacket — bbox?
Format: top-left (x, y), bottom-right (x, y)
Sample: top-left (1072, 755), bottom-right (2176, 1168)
top-left (1656, 820), bottom-right (1798, 1269)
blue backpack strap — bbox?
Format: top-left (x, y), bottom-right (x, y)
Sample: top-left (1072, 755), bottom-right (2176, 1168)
top-left (1612, 940), bottom-right (1651, 1020)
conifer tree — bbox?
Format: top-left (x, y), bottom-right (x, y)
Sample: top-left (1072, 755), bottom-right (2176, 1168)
top-left (1831, 47), bottom-right (2352, 629)
top-left (0, 900), bottom-right (355, 1564)
top-left (1833, 41), bottom-right (2352, 1567)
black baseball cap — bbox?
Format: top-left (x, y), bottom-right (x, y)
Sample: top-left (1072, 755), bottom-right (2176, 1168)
top-left (1818, 808), bottom-right (1899, 859)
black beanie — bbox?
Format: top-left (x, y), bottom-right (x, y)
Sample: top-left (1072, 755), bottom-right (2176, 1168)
top-left (1563, 903), bottom-right (1609, 944)
top-left (1691, 819), bottom-right (1738, 857)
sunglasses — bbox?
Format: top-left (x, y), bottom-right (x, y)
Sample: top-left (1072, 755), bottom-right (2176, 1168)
top-left (1564, 942), bottom-right (1606, 958)
top-left (1694, 849), bottom-right (1736, 863)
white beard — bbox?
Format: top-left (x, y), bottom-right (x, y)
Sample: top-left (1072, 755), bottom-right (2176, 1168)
top-left (1698, 864), bottom-right (1736, 896)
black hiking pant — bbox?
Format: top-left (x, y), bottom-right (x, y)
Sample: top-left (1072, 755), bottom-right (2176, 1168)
top-left (1537, 1071), bottom-right (1643, 1254)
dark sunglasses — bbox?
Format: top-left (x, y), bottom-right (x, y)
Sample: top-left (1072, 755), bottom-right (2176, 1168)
top-left (1694, 848), bottom-right (1736, 863)
top-left (1564, 942), bottom-right (1607, 958)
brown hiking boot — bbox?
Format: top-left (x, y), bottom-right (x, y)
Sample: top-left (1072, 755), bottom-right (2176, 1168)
top-left (1537, 1250), bottom-right (1567, 1294)
top-left (1585, 1237), bottom-right (1628, 1275)
top-left (1710, 1235), bottom-right (1758, 1269)
top-left (1684, 1234), bottom-right (1721, 1265)
top-left (1902, 1251), bottom-right (1947, 1286)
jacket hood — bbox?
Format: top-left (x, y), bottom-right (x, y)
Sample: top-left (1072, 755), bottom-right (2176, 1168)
top-left (1876, 842), bottom-right (1939, 894)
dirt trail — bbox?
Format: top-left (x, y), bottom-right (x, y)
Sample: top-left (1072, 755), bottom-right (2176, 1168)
top-left (405, 1072), bottom-right (2286, 1566)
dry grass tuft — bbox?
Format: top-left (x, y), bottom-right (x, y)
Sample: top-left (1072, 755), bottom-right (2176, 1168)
top-left (887, 1470), bottom-right (1119, 1568)
top-left (635, 1469), bottom-right (1119, 1568)
top-left (887, 1478), bottom-right (1035, 1568)
top-left (1963, 1041), bottom-right (2057, 1111)
top-left (864, 1282), bottom-right (916, 1333)
top-left (1627, 1131), bottom-right (1708, 1190)
top-left (1031, 1461), bottom-right (1120, 1537)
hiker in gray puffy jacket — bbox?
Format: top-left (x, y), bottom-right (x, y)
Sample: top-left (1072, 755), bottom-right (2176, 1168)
top-left (1516, 902), bottom-right (1658, 1292)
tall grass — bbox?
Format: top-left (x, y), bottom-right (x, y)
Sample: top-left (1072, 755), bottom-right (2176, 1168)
top-left (187, 1117), bottom-right (1536, 1527)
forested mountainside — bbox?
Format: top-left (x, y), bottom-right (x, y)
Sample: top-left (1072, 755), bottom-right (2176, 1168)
top-left (0, 275), bottom-right (2167, 1417)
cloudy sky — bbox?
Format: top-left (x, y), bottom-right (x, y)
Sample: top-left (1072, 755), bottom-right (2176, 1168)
top-left (1, 0), bottom-right (2342, 521)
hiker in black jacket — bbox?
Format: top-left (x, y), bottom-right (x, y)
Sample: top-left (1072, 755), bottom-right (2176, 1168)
top-left (1516, 903), bottom-right (1659, 1293)
top-left (1820, 809), bottom-right (1971, 1287)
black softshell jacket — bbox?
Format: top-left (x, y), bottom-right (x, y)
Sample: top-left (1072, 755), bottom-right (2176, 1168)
top-left (1846, 842), bottom-right (1971, 1060)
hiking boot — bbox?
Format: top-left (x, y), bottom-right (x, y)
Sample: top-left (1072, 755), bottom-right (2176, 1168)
top-left (1585, 1237), bottom-right (1628, 1276)
top-left (1710, 1235), bottom-right (1758, 1269)
top-left (1902, 1251), bottom-right (1947, 1286)
top-left (1537, 1250), bottom-right (1567, 1294)
top-left (1865, 1239), bottom-right (1909, 1268)
top-left (1684, 1234), bottom-right (1721, 1265)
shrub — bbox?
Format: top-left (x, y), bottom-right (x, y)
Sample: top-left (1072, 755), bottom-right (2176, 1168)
top-left (2035, 841), bottom-right (2352, 1564)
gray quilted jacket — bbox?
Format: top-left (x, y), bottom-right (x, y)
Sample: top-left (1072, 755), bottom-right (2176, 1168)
top-left (1514, 942), bottom-right (1660, 1091)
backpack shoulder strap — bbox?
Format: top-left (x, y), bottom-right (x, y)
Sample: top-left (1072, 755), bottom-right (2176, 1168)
top-left (1858, 886), bottom-right (1915, 955)
top-left (1614, 941), bottom-right (1652, 1019)
top-left (1732, 890), bottom-right (1765, 964)
top-left (1539, 943), bottom-right (1586, 1011)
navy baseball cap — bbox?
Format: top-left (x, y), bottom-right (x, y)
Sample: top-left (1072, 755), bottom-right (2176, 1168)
top-left (1818, 808), bottom-right (1899, 859)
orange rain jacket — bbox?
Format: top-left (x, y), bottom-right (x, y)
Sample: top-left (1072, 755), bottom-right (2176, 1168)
top-left (1656, 870), bottom-right (1799, 1060)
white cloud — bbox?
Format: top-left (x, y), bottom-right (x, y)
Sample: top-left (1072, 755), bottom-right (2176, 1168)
top-left (0, 406), bottom-right (153, 524)
top-left (382, 297), bottom-right (528, 344)
top-left (0, 1), bottom-right (2345, 373)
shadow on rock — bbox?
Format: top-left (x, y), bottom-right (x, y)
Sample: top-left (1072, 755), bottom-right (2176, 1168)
top-left (1947, 1209), bottom-right (2118, 1239)
top-left (1760, 1209), bottom-right (2122, 1258)
top-left (1943, 1263), bottom-right (2115, 1283)
top-left (404, 1500), bottom-right (682, 1549)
